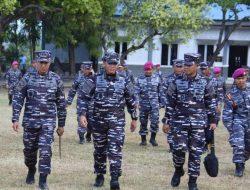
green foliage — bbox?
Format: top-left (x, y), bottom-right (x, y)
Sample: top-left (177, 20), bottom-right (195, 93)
top-left (108, 0), bottom-right (210, 60)
top-left (0, 0), bottom-right (17, 16)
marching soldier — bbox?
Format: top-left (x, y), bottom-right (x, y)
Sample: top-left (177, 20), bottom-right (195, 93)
top-left (162, 59), bottom-right (184, 150)
top-left (222, 68), bottom-right (250, 177)
top-left (200, 62), bottom-right (224, 147)
top-left (66, 62), bottom-right (94, 143)
top-left (162, 53), bottom-right (216, 190)
top-left (26, 59), bottom-right (37, 74)
top-left (162, 59), bottom-right (184, 106)
top-left (155, 63), bottom-right (163, 82)
top-left (135, 61), bottom-right (162, 146)
top-left (78, 51), bottom-right (137, 190)
top-left (213, 66), bottom-right (226, 97)
top-left (5, 60), bottom-right (22, 105)
top-left (12, 50), bottom-right (66, 190)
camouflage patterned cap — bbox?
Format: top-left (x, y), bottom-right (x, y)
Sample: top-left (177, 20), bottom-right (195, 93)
top-left (81, 62), bottom-right (92, 69)
top-left (184, 53), bottom-right (201, 65)
top-left (35, 50), bottom-right (51, 63)
top-left (171, 59), bottom-right (184, 67)
top-left (105, 51), bottom-right (119, 64)
top-left (200, 61), bottom-right (212, 69)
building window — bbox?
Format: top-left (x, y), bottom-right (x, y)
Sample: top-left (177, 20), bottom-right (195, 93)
top-left (115, 42), bottom-right (120, 54)
top-left (207, 45), bottom-right (214, 61)
top-left (198, 45), bottom-right (205, 62)
top-left (161, 43), bottom-right (178, 65)
top-left (198, 44), bottom-right (214, 62)
top-left (114, 42), bottom-right (128, 60)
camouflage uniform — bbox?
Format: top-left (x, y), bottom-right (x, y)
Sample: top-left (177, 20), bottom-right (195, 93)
top-left (135, 73), bottom-right (162, 136)
top-left (78, 69), bottom-right (137, 177)
top-left (222, 83), bottom-right (250, 164)
top-left (26, 66), bottom-right (37, 74)
top-left (164, 72), bottom-right (216, 177)
top-left (162, 60), bottom-right (184, 149)
top-left (12, 66), bottom-right (66, 175)
top-left (5, 67), bottom-right (22, 104)
top-left (67, 70), bottom-right (92, 140)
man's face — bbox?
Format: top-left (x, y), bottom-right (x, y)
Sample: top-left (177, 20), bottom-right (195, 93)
top-left (144, 68), bottom-right (153, 76)
top-left (184, 62), bottom-right (198, 76)
top-left (12, 64), bottom-right (18, 69)
top-left (214, 73), bottom-right (220, 78)
top-left (173, 65), bottom-right (184, 76)
top-left (37, 61), bottom-right (50, 75)
top-left (82, 68), bottom-right (92, 76)
top-left (201, 68), bottom-right (211, 77)
top-left (105, 62), bottom-right (118, 75)
top-left (235, 76), bottom-right (247, 89)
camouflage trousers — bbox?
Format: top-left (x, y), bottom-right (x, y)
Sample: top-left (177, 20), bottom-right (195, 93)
top-left (92, 114), bottom-right (125, 176)
top-left (170, 125), bottom-right (205, 177)
top-left (229, 121), bottom-right (250, 163)
top-left (23, 126), bottom-right (54, 174)
top-left (139, 106), bottom-right (159, 135)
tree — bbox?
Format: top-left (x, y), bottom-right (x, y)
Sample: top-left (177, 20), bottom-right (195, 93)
top-left (44, 0), bottom-right (106, 74)
top-left (206, 0), bottom-right (250, 64)
top-left (101, 0), bottom-right (211, 63)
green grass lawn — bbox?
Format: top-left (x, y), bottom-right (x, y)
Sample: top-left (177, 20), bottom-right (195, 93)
top-left (0, 88), bottom-right (249, 190)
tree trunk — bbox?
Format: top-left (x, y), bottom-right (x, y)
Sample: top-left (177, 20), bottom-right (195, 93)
top-left (68, 42), bottom-right (75, 75)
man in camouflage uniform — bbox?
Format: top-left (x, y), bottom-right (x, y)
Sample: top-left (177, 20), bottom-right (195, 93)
top-left (155, 63), bottom-right (163, 82)
top-left (213, 66), bottom-right (226, 97)
top-left (162, 59), bottom-right (184, 150)
top-left (26, 59), bottom-right (37, 74)
top-left (200, 62), bottom-right (224, 147)
top-left (117, 62), bottom-right (135, 84)
top-left (66, 62), bottom-right (94, 143)
top-left (5, 60), bottom-right (22, 105)
top-left (135, 61), bottom-right (162, 146)
top-left (222, 68), bottom-right (250, 177)
top-left (162, 59), bottom-right (184, 107)
top-left (162, 53), bottom-right (216, 190)
top-left (12, 50), bottom-right (66, 190)
top-left (78, 51), bottom-right (137, 190)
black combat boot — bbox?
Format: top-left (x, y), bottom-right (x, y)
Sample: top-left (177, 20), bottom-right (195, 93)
top-left (8, 95), bottom-right (12, 105)
top-left (94, 174), bottom-right (104, 187)
top-left (188, 176), bottom-right (198, 190)
top-left (171, 166), bottom-right (185, 187)
top-left (235, 163), bottom-right (244, 177)
top-left (86, 132), bottom-right (92, 143)
top-left (39, 173), bottom-right (49, 190)
top-left (110, 174), bottom-right (120, 190)
top-left (79, 133), bottom-right (85, 144)
top-left (149, 133), bottom-right (158, 146)
top-left (26, 167), bottom-right (36, 184)
top-left (140, 135), bottom-right (147, 146)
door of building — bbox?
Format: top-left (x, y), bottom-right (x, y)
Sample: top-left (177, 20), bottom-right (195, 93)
top-left (228, 45), bottom-right (248, 77)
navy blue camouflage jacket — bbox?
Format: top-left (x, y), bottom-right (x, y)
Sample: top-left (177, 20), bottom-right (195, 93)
top-left (78, 71), bottom-right (137, 120)
top-left (12, 71), bottom-right (66, 128)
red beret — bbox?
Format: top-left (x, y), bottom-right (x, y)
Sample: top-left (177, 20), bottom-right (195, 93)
top-left (232, 68), bottom-right (247, 79)
top-left (155, 64), bottom-right (160, 67)
top-left (144, 61), bottom-right (153, 70)
top-left (12, 60), bottom-right (19, 65)
top-left (213, 67), bottom-right (221, 74)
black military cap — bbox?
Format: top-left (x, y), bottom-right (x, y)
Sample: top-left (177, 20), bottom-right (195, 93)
top-left (184, 53), bottom-right (201, 65)
top-left (35, 50), bottom-right (51, 63)
top-left (171, 59), bottom-right (184, 67)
